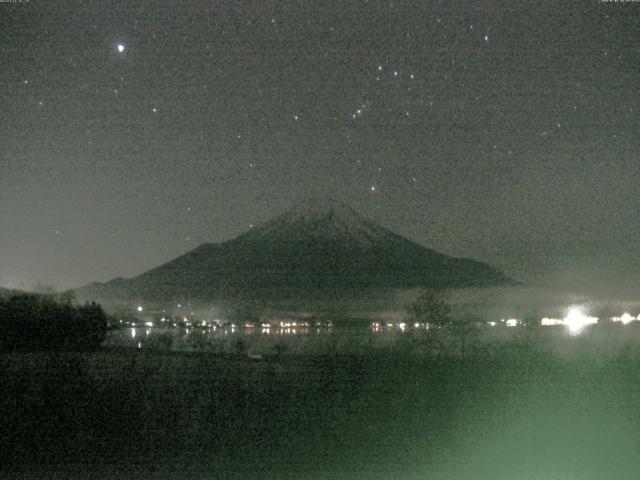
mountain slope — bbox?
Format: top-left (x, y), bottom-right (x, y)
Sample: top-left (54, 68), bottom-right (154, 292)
top-left (78, 198), bottom-right (514, 302)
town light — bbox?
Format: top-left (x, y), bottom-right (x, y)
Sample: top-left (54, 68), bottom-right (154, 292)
top-left (504, 318), bottom-right (519, 327)
top-left (612, 312), bottom-right (635, 325)
top-left (541, 317), bottom-right (563, 326)
top-left (563, 307), bottom-right (597, 335)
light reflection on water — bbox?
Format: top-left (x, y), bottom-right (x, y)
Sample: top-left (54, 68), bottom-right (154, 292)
top-left (106, 325), bottom-right (409, 353)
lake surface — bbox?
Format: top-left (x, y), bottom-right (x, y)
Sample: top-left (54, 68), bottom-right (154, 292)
top-left (104, 324), bottom-right (412, 355)
top-left (105, 322), bottom-right (640, 359)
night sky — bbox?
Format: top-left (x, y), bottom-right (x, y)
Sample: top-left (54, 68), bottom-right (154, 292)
top-left (1, 0), bottom-right (639, 295)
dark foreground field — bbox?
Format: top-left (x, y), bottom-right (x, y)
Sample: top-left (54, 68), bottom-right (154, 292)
top-left (3, 337), bottom-right (640, 479)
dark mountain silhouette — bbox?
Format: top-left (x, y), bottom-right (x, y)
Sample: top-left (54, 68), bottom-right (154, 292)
top-left (77, 198), bottom-right (514, 303)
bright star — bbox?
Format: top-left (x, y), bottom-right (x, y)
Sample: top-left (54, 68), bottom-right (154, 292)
top-left (117, 44), bottom-right (125, 53)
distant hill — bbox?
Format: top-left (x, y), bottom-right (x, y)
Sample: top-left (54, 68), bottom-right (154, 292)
top-left (77, 198), bottom-right (515, 303)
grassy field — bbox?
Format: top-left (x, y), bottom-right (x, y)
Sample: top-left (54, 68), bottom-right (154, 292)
top-left (3, 329), bottom-right (640, 479)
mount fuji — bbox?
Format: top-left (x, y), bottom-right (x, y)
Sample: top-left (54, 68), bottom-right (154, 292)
top-left (77, 198), bottom-right (514, 303)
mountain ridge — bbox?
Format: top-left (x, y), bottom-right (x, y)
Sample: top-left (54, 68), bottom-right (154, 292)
top-left (77, 198), bottom-right (515, 303)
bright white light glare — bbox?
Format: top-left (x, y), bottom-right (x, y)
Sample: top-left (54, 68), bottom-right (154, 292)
top-left (130, 328), bottom-right (136, 339)
top-left (541, 317), bottom-right (563, 326)
top-left (612, 312), bottom-right (635, 325)
top-left (137, 305), bottom-right (143, 312)
top-left (117, 44), bottom-right (125, 53)
top-left (487, 321), bottom-right (497, 327)
top-left (563, 307), bottom-right (597, 335)
top-left (144, 321), bottom-right (154, 327)
top-left (504, 318), bottom-right (519, 327)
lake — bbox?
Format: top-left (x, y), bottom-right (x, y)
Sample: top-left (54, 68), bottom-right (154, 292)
top-left (104, 324), bottom-right (414, 355)
top-left (104, 322), bottom-right (640, 360)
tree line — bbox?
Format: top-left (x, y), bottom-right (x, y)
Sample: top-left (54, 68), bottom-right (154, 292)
top-left (0, 292), bottom-right (107, 352)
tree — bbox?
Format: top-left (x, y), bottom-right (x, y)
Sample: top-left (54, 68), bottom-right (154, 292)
top-left (450, 311), bottom-right (483, 359)
top-left (225, 299), bottom-right (265, 325)
top-left (408, 289), bottom-right (486, 358)
top-left (408, 288), bottom-right (452, 328)
top-left (56, 289), bottom-right (76, 305)
top-left (0, 294), bottom-right (107, 352)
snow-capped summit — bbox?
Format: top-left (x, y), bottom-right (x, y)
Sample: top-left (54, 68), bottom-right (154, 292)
top-left (236, 197), bottom-right (390, 248)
